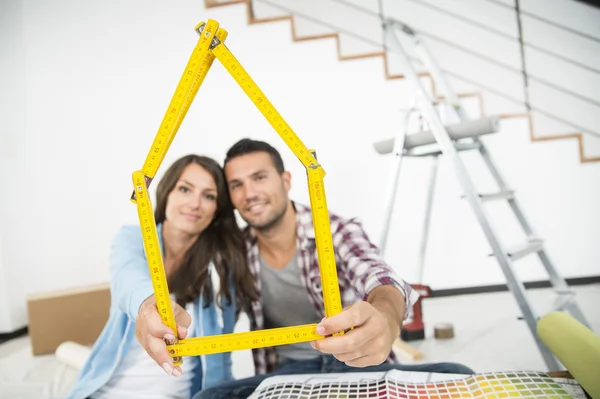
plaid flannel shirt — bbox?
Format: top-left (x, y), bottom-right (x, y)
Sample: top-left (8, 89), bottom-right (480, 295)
top-left (244, 202), bottom-right (419, 374)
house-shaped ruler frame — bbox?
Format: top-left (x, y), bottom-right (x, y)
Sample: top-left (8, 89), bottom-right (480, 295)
top-left (130, 20), bottom-right (343, 365)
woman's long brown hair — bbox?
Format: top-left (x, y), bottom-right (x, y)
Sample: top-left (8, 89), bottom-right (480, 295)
top-left (154, 154), bottom-right (258, 308)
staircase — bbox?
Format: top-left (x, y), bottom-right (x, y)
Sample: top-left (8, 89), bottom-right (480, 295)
top-left (205, 0), bottom-right (600, 163)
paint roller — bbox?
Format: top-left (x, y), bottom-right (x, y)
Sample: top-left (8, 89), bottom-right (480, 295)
top-left (537, 311), bottom-right (600, 398)
top-left (55, 341), bottom-right (92, 370)
top-left (373, 116), bottom-right (500, 154)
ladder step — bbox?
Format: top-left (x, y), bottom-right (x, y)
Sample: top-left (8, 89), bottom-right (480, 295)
top-left (553, 292), bottom-right (575, 312)
top-left (489, 238), bottom-right (543, 261)
top-left (373, 116), bottom-right (500, 154)
top-left (405, 140), bottom-right (481, 157)
top-left (479, 189), bottom-right (515, 202)
top-left (506, 239), bottom-right (544, 261)
top-left (461, 189), bottom-right (515, 202)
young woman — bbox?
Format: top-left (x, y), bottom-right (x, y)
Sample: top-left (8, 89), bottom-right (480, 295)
top-left (67, 155), bottom-right (258, 399)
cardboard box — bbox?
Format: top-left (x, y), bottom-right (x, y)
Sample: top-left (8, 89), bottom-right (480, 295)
top-left (27, 283), bottom-right (111, 355)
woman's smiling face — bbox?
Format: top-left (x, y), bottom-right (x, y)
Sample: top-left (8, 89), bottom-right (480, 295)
top-left (164, 163), bottom-right (218, 237)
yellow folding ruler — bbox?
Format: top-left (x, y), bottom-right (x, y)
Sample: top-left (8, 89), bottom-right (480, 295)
top-left (131, 19), bottom-right (342, 366)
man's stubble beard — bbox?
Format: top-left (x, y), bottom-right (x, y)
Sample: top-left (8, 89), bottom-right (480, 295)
top-left (246, 199), bottom-right (289, 233)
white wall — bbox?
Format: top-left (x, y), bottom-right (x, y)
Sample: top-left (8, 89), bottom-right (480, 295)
top-left (0, 241), bottom-right (12, 332)
top-left (0, 0), bottom-right (599, 332)
top-left (1, 0), bottom-right (27, 333)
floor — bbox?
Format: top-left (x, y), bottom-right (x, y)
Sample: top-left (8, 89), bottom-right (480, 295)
top-left (0, 284), bottom-right (598, 399)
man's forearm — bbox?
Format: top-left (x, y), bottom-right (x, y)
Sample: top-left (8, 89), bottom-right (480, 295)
top-left (367, 285), bottom-right (406, 339)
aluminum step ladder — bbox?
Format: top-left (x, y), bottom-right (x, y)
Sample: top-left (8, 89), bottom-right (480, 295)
top-left (375, 18), bottom-right (590, 371)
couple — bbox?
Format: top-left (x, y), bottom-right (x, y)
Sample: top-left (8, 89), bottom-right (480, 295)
top-left (67, 138), bottom-right (472, 399)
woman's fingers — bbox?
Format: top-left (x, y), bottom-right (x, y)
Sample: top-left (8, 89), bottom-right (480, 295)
top-left (136, 297), bottom-right (180, 375)
top-left (139, 301), bottom-right (177, 340)
top-left (172, 302), bottom-right (192, 330)
top-left (135, 314), bottom-right (182, 376)
top-left (135, 296), bottom-right (193, 376)
top-left (177, 324), bottom-right (189, 340)
top-left (145, 334), bottom-right (181, 376)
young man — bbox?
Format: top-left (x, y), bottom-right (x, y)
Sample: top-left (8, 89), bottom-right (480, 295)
top-left (194, 139), bottom-right (472, 398)
top-left (135, 139), bottom-right (473, 398)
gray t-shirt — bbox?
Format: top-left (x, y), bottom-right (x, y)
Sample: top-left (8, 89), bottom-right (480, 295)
top-left (260, 252), bottom-right (321, 363)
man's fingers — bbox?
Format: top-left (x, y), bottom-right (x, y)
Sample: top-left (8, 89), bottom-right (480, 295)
top-left (329, 338), bottom-right (389, 367)
top-left (343, 354), bottom-right (382, 368)
top-left (332, 338), bottom-right (386, 364)
top-left (316, 302), bottom-right (372, 336)
top-left (311, 326), bottom-right (372, 355)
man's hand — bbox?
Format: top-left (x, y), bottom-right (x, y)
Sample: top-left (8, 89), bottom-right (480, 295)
top-left (310, 286), bottom-right (405, 367)
top-left (135, 295), bottom-right (191, 376)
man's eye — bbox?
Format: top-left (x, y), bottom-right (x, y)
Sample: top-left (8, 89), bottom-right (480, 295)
top-left (230, 183), bottom-right (241, 190)
top-left (256, 175), bottom-right (266, 180)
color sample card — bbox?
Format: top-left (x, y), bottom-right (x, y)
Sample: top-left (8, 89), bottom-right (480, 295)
top-left (467, 371), bottom-right (573, 399)
top-left (250, 370), bottom-right (577, 399)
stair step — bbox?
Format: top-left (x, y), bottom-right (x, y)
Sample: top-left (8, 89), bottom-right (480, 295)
top-left (338, 33), bottom-right (383, 59)
top-left (293, 15), bottom-right (336, 39)
top-left (251, 0), bottom-right (291, 20)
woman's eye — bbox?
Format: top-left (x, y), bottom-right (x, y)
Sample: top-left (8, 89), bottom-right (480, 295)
top-left (205, 194), bottom-right (216, 201)
top-left (178, 186), bottom-right (189, 193)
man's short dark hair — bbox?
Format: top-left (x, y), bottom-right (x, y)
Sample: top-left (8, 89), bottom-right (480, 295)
top-left (224, 138), bottom-right (285, 174)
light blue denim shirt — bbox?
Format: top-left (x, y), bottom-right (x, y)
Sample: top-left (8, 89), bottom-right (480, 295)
top-left (66, 224), bottom-right (236, 399)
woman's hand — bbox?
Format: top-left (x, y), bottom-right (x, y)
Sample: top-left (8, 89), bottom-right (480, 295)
top-left (135, 295), bottom-right (191, 376)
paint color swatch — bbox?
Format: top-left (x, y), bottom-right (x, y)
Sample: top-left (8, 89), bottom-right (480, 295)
top-left (250, 370), bottom-right (580, 399)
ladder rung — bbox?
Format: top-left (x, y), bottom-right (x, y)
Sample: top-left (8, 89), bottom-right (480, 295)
top-left (462, 190), bottom-right (515, 202)
top-left (553, 292), bottom-right (575, 311)
top-left (405, 140), bottom-right (481, 157)
top-left (506, 239), bottom-right (544, 261)
top-left (480, 189), bottom-right (515, 202)
top-left (490, 238), bottom-right (543, 261)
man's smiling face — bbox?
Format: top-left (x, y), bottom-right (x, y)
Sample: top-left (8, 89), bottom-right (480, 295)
top-left (224, 151), bottom-right (291, 232)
